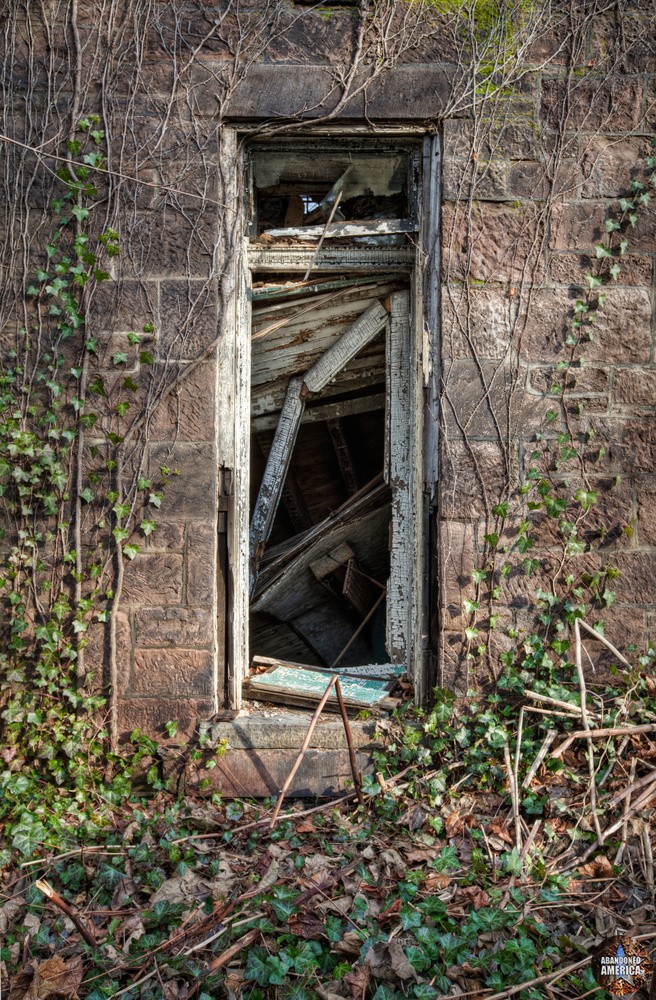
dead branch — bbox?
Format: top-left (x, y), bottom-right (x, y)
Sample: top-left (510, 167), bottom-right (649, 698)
top-left (35, 879), bottom-right (98, 949)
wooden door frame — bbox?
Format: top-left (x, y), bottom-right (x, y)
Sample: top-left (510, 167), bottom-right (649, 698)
top-left (217, 125), bottom-right (440, 709)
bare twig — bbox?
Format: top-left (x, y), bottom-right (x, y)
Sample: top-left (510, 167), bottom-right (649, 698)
top-left (35, 879), bottom-right (97, 949)
top-left (574, 619), bottom-right (604, 844)
top-left (504, 741), bottom-right (522, 852)
top-left (522, 729), bottom-right (558, 789)
top-left (301, 189), bottom-right (343, 282)
top-left (551, 724), bottom-right (656, 759)
top-left (615, 757), bottom-right (637, 866)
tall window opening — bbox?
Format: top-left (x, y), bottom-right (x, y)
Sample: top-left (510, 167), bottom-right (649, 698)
top-left (239, 137), bottom-right (426, 703)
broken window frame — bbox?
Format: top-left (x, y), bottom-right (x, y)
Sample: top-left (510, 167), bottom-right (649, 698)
top-left (216, 126), bottom-right (440, 712)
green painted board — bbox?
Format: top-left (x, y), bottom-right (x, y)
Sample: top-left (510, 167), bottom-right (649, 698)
top-left (252, 665), bottom-right (392, 707)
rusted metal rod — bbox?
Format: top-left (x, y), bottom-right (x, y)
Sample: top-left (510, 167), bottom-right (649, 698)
top-left (269, 674), bottom-right (340, 829)
top-left (334, 678), bottom-right (365, 806)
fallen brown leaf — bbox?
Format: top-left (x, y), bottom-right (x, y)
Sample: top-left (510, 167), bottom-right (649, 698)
top-left (488, 819), bottom-right (514, 845)
top-left (579, 856), bottom-right (614, 878)
top-left (344, 963), bottom-right (370, 1000)
top-left (424, 872), bottom-right (451, 891)
top-left (9, 956), bottom-right (83, 1000)
top-left (456, 885), bottom-right (490, 911)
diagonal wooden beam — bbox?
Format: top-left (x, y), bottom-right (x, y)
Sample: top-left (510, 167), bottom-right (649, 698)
top-left (250, 376), bottom-right (306, 593)
top-left (303, 300), bottom-right (389, 393)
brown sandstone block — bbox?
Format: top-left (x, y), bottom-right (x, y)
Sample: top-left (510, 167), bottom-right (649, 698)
top-left (529, 364), bottom-right (609, 395)
top-left (442, 158), bottom-right (508, 201)
top-left (442, 203), bottom-right (544, 283)
top-left (186, 523), bottom-right (217, 606)
top-left (135, 607), bottom-right (213, 647)
top-left (541, 76), bottom-right (643, 131)
top-left (442, 286), bottom-right (515, 361)
top-left (148, 442), bottom-right (216, 520)
top-left (143, 522), bottom-right (186, 552)
top-left (87, 280), bottom-right (157, 333)
top-left (590, 13), bottom-right (656, 73)
top-left (508, 160), bottom-right (581, 200)
top-left (613, 369), bottom-right (656, 406)
top-left (637, 478), bottom-right (656, 546)
top-left (149, 362), bottom-right (216, 442)
top-left (523, 288), bottom-right (652, 365)
top-left (158, 280), bottom-right (219, 362)
top-left (122, 553), bottom-right (184, 606)
top-left (253, 6), bottom-right (359, 64)
top-left (442, 360), bottom-right (553, 440)
top-left (118, 696), bottom-right (214, 739)
top-left (439, 520), bottom-right (477, 630)
top-left (439, 631), bottom-right (471, 694)
top-left (623, 205), bottom-right (656, 252)
top-left (193, 748), bottom-right (373, 798)
top-left (132, 648), bottom-right (214, 696)
top-left (549, 202), bottom-right (606, 250)
top-left (609, 551), bottom-right (656, 605)
top-left (549, 252), bottom-right (652, 287)
top-left (442, 119), bottom-right (541, 160)
top-left (440, 440), bottom-right (510, 518)
top-left (123, 211), bottom-right (217, 279)
top-left (581, 137), bottom-right (652, 198)
top-left (83, 612), bottom-right (131, 693)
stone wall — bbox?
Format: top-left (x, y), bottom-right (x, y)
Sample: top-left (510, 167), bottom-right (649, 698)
top-left (438, 13), bottom-right (656, 690)
top-left (3, 1), bottom-right (656, 734)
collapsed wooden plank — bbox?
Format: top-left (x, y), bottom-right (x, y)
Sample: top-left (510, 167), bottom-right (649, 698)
top-left (254, 477), bottom-right (390, 603)
top-left (252, 392), bottom-right (386, 433)
top-left (246, 659), bottom-right (396, 712)
top-left (259, 218), bottom-right (417, 240)
top-left (247, 246), bottom-right (415, 271)
top-left (304, 300), bottom-right (389, 393)
top-left (249, 376), bottom-right (306, 592)
top-left (252, 655), bottom-right (404, 681)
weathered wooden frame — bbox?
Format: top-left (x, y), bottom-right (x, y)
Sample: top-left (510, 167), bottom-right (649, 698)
top-left (217, 126), bottom-right (440, 710)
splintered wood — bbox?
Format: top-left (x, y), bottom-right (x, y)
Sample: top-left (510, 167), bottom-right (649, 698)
top-left (303, 300), bottom-right (389, 392)
top-left (246, 657), bottom-right (397, 712)
top-left (249, 376), bottom-right (306, 592)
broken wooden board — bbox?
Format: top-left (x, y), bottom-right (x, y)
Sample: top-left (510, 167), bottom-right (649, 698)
top-left (249, 376), bottom-right (305, 591)
top-left (252, 654), bottom-right (404, 682)
top-left (259, 219), bottom-right (418, 240)
top-left (304, 300), bottom-right (389, 393)
top-left (247, 246), bottom-right (415, 272)
top-left (252, 274), bottom-right (407, 303)
top-left (246, 660), bottom-right (396, 712)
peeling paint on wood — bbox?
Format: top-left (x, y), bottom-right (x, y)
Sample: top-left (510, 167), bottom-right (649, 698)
top-left (259, 218), bottom-right (417, 240)
top-left (252, 391), bottom-right (385, 432)
top-left (247, 246), bottom-right (414, 272)
top-left (249, 376), bottom-right (306, 592)
top-left (304, 300), bottom-right (389, 393)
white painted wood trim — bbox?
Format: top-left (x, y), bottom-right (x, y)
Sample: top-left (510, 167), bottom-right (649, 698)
top-left (385, 290), bottom-right (423, 690)
top-left (247, 247), bottom-right (414, 272)
top-left (231, 241), bottom-right (252, 699)
top-left (260, 219), bottom-right (418, 240)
